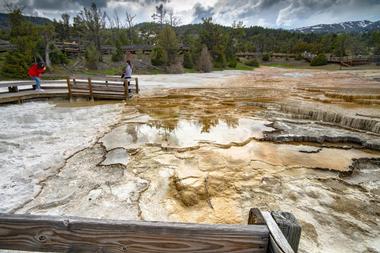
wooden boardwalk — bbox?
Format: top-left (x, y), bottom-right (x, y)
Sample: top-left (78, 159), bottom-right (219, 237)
top-left (0, 77), bottom-right (139, 104)
top-left (302, 52), bottom-right (378, 66)
top-left (0, 89), bottom-right (67, 104)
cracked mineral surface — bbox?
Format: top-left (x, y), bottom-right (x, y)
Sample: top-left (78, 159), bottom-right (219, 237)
top-left (1, 68), bottom-right (380, 253)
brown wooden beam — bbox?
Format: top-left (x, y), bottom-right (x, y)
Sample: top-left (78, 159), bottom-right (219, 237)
top-left (88, 77), bottom-right (94, 101)
top-left (0, 213), bottom-right (269, 253)
top-left (66, 77), bottom-right (72, 100)
top-left (135, 78), bottom-right (139, 94)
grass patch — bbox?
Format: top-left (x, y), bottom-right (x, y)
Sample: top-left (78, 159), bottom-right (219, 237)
top-left (82, 67), bottom-right (121, 76)
top-left (233, 62), bottom-right (254, 70)
top-left (263, 63), bottom-right (301, 69)
top-left (212, 63), bottom-right (254, 72)
top-left (183, 68), bottom-right (197, 73)
top-left (262, 62), bottom-right (368, 71)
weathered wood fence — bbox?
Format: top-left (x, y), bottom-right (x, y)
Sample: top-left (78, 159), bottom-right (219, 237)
top-left (0, 209), bottom-right (301, 253)
top-left (66, 77), bottom-right (139, 100)
top-left (0, 77), bottom-right (139, 104)
top-left (302, 52), bottom-right (379, 66)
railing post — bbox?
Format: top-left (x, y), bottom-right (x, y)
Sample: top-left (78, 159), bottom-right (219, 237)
top-left (135, 78), bottom-right (139, 94)
top-left (66, 77), bottom-right (72, 101)
top-left (88, 78), bottom-right (94, 101)
top-left (248, 208), bottom-right (301, 253)
top-left (271, 211), bottom-right (301, 253)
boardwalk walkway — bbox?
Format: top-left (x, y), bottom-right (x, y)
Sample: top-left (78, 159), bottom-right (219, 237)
top-left (0, 89), bottom-right (67, 104)
top-left (0, 78), bottom-right (138, 104)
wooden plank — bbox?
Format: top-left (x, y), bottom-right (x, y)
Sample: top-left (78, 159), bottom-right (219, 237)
top-left (71, 84), bottom-right (136, 92)
top-left (136, 78), bottom-right (139, 94)
top-left (71, 87), bottom-right (132, 95)
top-left (271, 212), bottom-right (301, 253)
top-left (92, 86), bottom-right (125, 93)
top-left (97, 87), bottom-right (136, 92)
top-left (0, 213), bottom-right (269, 253)
top-left (88, 77), bottom-right (94, 101)
top-left (92, 81), bottom-right (125, 86)
top-left (66, 78), bottom-right (72, 100)
top-left (0, 82), bottom-right (35, 88)
top-left (71, 80), bottom-right (90, 86)
top-left (260, 211), bottom-right (295, 253)
top-left (0, 90), bottom-right (68, 104)
top-left (268, 235), bottom-right (284, 253)
top-left (0, 80), bottom-right (67, 88)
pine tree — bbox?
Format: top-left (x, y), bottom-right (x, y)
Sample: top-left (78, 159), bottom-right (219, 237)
top-left (157, 26), bottom-right (178, 66)
top-left (151, 47), bottom-right (166, 66)
top-left (111, 40), bottom-right (124, 62)
top-left (85, 44), bottom-right (100, 69)
top-left (183, 51), bottom-right (194, 69)
top-left (0, 9), bottom-right (40, 79)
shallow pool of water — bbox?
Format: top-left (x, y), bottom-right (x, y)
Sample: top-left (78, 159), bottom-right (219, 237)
top-left (100, 117), bottom-right (274, 150)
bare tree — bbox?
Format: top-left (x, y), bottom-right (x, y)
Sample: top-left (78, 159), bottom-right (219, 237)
top-left (75, 3), bottom-right (106, 55)
top-left (113, 10), bottom-right (121, 29)
top-left (106, 14), bottom-right (114, 29)
top-left (232, 20), bottom-right (244, 29)
top-left (197, 46), bottom-right (213, 72)
top-left (166, 9), bottom-right (181, 27)
top-left (152, 4), bottom-right (167, 29)
top-left (61, 13), bottom-right (70, 38)
top-left (126, 11), bottom-right (136, 43)
top-left (126, 11), bottom-right (136, 29)
top-left (3, 0), bottom-right (25, 13)
top-left (41, 24), bottom-right (55, 69)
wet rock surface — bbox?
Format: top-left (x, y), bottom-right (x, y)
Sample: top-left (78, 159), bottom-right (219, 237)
top-left (3, 68), bottom-right (380, 253)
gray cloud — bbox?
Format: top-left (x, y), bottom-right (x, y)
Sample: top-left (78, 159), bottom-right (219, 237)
top-left (1, 0), bottom-right (169, 11)
top-left (45, 0), bottom-right (107, 9)
top-left (192, 3), bottom-right (214, 23)
top-left (193, 0), bottom-right (380, 27)
top-left (1, 0), bottom-right (379, 28)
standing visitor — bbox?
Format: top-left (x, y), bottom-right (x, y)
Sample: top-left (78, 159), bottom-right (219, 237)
top-left (124, 60), bottom-right (133, 78)
top-left (123, 60), bottom-right (133, 93)
top-left (28, 62), bottom-right (46, 92)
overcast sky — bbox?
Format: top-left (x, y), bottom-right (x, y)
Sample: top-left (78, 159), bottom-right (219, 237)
top-left (1, 0), bottom-right (380, 29)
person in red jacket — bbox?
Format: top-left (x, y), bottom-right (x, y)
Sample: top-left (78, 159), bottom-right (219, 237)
top-left (28, 62), bottom-right (46, 91)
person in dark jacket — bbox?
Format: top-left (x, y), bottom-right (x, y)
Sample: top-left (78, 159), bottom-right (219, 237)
top-left (28, 62), bottom-right (46, 91)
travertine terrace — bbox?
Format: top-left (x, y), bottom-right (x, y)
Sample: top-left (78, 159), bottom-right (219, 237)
top-left (1, 67), bottom-right (380, 253)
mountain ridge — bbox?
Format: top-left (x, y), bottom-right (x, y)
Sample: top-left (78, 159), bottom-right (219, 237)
top-left (0, 13), bottom-right (51, 29)
top-left (293, 20), bottom-right (380, 33)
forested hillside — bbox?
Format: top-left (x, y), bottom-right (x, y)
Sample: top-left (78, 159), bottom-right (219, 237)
top-left (0, 3), bottom-right (379, 79)
top-left (0, 13), bottom-right (51, 29)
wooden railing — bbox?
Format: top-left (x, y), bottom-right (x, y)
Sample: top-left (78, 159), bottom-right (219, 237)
top-left (302, 52), bottom-right (380, 66)
top-left (0, 80), bottom-right (66, 91)
top-left (0, 209), bottom-right (301, 253)
top-left (248, 209), bottom-right (301, 253)
top-left (66, 77), bottom-right (139, 100)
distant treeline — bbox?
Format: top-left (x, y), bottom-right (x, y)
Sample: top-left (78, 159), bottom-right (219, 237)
top-left (0, 3), bottom-right (379, 78)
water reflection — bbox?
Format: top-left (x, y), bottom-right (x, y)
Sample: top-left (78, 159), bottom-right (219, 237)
top-left (101, 118), bottom-right (273, 150)
top-left (149, 116), bottom-right (239, 133)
